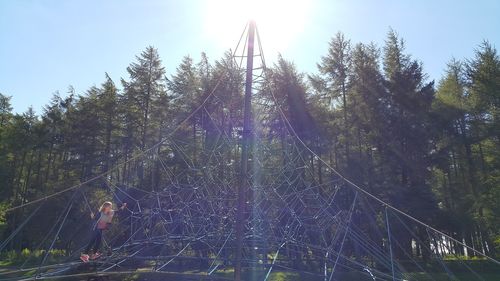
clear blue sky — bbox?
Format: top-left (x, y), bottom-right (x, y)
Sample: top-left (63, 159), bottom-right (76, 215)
top-left (1, 0), bottom-right (499, 114)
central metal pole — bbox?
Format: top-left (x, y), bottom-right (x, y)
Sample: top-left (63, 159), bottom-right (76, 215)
top-left (235, 20), bottom-right (256, 281)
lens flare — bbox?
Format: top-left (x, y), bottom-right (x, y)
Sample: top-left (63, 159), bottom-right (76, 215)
top-left (203, 0), bottom-right (311, 55)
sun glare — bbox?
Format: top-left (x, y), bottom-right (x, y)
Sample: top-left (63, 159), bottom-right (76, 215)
top-left (203, 0), bottom-right (310, 55)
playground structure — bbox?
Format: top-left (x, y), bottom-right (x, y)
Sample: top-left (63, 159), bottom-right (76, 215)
top-left (1, 21), bottom-right (500, 281)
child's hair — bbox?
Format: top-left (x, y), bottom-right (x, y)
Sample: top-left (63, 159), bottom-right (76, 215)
top-left (99, 201), bottom-right (113, 212)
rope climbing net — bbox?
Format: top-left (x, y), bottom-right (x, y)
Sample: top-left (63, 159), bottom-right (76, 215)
top-left (1, 23), bottom-right (499, 281)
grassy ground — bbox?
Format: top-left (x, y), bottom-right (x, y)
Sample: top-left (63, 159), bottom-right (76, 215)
top-left (1, 255), bottom-right (499, 281)
top-left (91, 270), bottom-right (500, 281)
top-left (1, 266), bottom-right (499, 281)
top-left (0, 248), bottom-right (66, 267)
top-left (404, 272), bottom-right (500, 281)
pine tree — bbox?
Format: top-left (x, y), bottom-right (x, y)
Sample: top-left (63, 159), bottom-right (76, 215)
top-left (0, 93), bottom-right (13, 128)
top-left (121, 46), bottom-right (166, 187)
top-left (382, 29), bottom-right (438, 258)
top-left (317, 32), bottom-right (352, 163)
top-left (98, 74), bottom-right (119, 177)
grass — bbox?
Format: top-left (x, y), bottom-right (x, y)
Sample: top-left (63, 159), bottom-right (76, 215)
top-left (88, 270), bottom-right (372, 281)
top-left (0, 248), bottom-right (66, 267)
top-left (405, 272), bottom-right (500, 281)
top-left (97, 269), bottom-right (500, 281)
top-left (1, 252), bottom-right (499, 281)
top-left (1, 265), bottom-right (499, 280)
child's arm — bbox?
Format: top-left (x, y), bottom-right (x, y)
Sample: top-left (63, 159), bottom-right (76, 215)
top-left (115, 203), bottom-right (128, 213)
top-left (109, 203), bottom-right (127, 218)
top-left (106, 203), bottom-right (127, 227)
top-left (112, 203), bottom-right (127, 212)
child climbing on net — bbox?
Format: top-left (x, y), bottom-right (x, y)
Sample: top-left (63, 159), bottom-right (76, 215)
top-left (80, 201), bottom-right (127, 262)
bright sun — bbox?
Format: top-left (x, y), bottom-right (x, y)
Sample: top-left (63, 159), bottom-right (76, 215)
top-left (203, 0), bottom-right (311, 55)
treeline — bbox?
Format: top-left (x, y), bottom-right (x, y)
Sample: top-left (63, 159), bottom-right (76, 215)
top-left (0, 30), bottom-right (499, 260)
